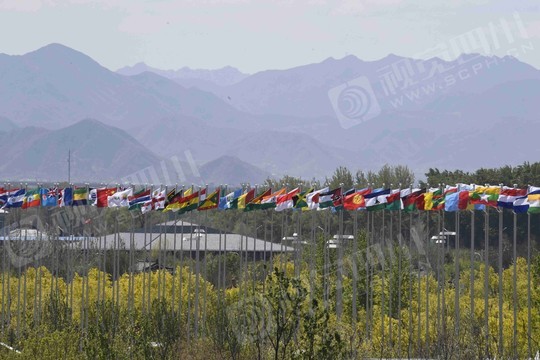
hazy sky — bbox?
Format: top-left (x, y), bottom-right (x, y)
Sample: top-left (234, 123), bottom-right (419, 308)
top-left (0, 0), bottom-right (538, 73)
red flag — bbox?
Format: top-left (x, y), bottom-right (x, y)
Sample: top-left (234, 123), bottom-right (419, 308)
top-left (96, 188), bottom-right (116, 208)
top-left (343, 192), bottom-right (366, 210)
top-left (458, 191), bottom-right (470, 210)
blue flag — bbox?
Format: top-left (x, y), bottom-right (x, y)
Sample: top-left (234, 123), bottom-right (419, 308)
top-left (444, 192), bottom-right (459, 212)
top-left (40, 188), bottom-right (58, 207)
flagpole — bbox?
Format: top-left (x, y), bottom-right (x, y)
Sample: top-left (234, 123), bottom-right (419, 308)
top-left (407, 183), bottom-right (413, 357)
top-left (186, 185), bottom-right (194, 340)
top-left (436, 185), bottom-right (442, 352)
top-left (370, 194), bottom-right (375, 349)
top-left (147, 184), bottom-right (154, 312)
top-left (397, 183), bottom-right (403, 358)
top-left (32, 184), bottom-right (41, 327)
top-left (498, 195), bottom-right (504, 356)
top-left (380, 184), bottom-right (386, 350)
top-left (5, 183), bottom-right (12, 336)
top-left (352, 205), bottom-right (358, 331)
top-left (179, 185), bottom-right (185, 329)
top-left (216, 185), bottom-right (222, 316)
top-left (441, 201), bottom-right (447, 348)
top-left (486, 204), bottom-right (492, 356)
top-left (79, 185), bottom-right (87, 337)
top-left (0, 183), bottom-right (5, 337)
top-left (425, 190), bottom-right (430, 349)
top-left (526, 211), bottom-right (531, 359)
top-left (365, 188), bottom-right (370, 344)
top-left (128, 185), bottom-right (135, 316)
top-left (336, 183), bottom-right (344, 321)
top-left (512, 197), bottom-right (517, 358)
top-left (141, 184), bottom-right (148, 314)
top-left (389, 192), bottom-right (394, 352)
top-left (157, 187), bottom-right (163, 301)
top-left (171, 184), bottom-right (178, 315)
top-left (252, 185), bottom-right (258, 293)
top-left (195, 185), bottom-right (203, 338)
top-left (15, 184), bottom-right (25, 340)
top-left (416, 192), bottom-right (422, 353)
top-left (470, 206), bottom-right (475, 330)
top-left (202, 184), bottom-right (209, 334)
top-left (454, 210), bottom-right (460, 338)
top-left (221, 185), bottom-right (227, 295)
top-left (309, 190), bottom-right (315, 308)
top-left (97, 185), bottom-right (103, 310)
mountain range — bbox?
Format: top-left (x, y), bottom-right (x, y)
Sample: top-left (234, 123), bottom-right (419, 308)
top-left (0, 43), bottom-right (539, 184)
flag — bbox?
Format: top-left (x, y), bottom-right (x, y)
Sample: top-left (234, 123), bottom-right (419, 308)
top-left (402, 188), bottom-right (425, 212)
top-left (305, 187), bottom-right (329, 211)
top-left (528, 186), bottom-right (540, 195)
top-left (141, 201), bottom-right (153, 214)
top-left (528, 194), bottom-right (540, 214)
top-left (237, 188), bottom-right (255, 210)
top-left (445, 192), bottom-right (459, 212)
top-left (245, 188), bottom-right (272, 211)
top-left (108, 188), bottom-right (133, 208)
top-left (259, 188), bottom-right (286, 210)
top-left (318, 187), bottom-right (343, 209)
top-left (3, 189), bottom-right (26, 208)
top-left (385, 189), bottom-right (401, 211)
top-left (458, 190), bottom-right (470, 210)
top-left (72, 187), bottom-right (88, 206)
top-left (165, 188), bottom-right (178, 206)
top-left (246, 188), bottom-right (286, 211)
top-left (365, 195), bottom-right (387, 211)
top-left (128, 189), bottom-right (151, 211)
top-left (0, 189), bottom-right (21, 207)
top-left (178, 189), bottom-right (205, 214)
top-left (164, 188), bottom-right (190, 212)
top-left (59, 187), bottom-right (73, 207)
top-left (198, 188), bottom-right (220, 211)
top-left (343, 188), bottom-right (370, 211)
top-left (141, 188), bottom-right (167, 213)
top-left (22, 189), bottom-right (41, 209)
top-left (498, 187), bottom-right (527, 209)
top-left (293, 188), bottom-right (314, 210)
top-left (96, 188), bottom-right (117, 207)
top-left (275, 188), bottom-right (300, 212)
top-left (152, 189), bottom-right (167, 210)
top-left (513, 196), bottom-right (529, 213)
top-left (219, 189), bottom-right (242, 210)
top-left (474, 186), bottom-right (501, 195)
top-left (89, 188), bottom-right (97, 205)
top-left (470, 192), bottom-right (498, 208)
top-left (365, 189), bottom-right (390, 212)
top-left (40, 188), bottom-right (57, 207)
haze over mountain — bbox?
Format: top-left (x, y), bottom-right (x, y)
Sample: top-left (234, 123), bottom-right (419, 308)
top-left (117, 62), bottom-right (248, 92)
top-left (0, 119), bottom-right (162, 182)
top-left (199, 155), bottom-right (270, 187)
top-left (0, 43), bottom-right (539, 183)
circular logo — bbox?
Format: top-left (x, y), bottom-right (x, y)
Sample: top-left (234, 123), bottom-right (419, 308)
top-left (3, 215), bottom-right (53, 268)
top-left (337, 85), bottom-right (372, 120)
top-left (228, 294), bottom-right (274, 344)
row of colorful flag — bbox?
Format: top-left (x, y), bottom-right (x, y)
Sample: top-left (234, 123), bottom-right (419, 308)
top-left (0, 184), bottom-right (539, 214)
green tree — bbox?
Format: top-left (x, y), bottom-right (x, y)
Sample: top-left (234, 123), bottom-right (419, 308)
top-left (356, 164), bottom-right (415, 188)
top-left (326, 166), bottom-right (354, 190)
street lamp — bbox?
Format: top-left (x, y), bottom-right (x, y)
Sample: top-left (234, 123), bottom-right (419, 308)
top-left (431, 235), bottom-right (447, 245)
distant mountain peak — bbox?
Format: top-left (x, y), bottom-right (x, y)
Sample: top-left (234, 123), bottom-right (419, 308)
top-left (200, 155), bottom-right (270, 186)
top-left (27, 43), bottom-right (97, 63)
top-left (117, 62), bottom-right (248, 87)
